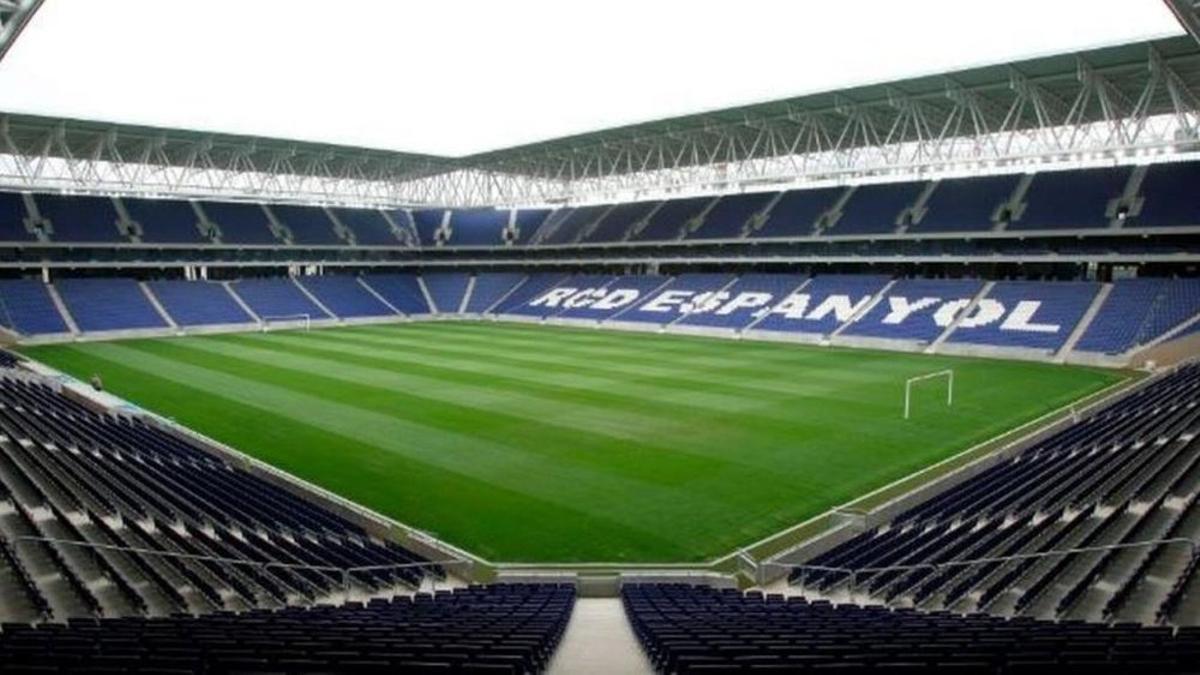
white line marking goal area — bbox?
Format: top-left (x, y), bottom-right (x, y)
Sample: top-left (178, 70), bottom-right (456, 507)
top-left (260, 314), bottom-right (312, 332)
top-left (904, 369), bottom-right (954, 419)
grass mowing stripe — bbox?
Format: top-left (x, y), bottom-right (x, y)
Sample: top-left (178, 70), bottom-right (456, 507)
top-left (19, 322), bottom-right (1122, 562)
top-left (64, 342), bottom-right (718, 545)
top-left (248, 329), bottom-right (839, 416)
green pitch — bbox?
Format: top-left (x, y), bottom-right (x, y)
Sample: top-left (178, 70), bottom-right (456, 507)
top-left (20, 322), bottom-right (1121, 563)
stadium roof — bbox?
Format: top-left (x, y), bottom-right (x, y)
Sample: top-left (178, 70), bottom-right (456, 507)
top-left (0, 2), bottom-right (1197, 206)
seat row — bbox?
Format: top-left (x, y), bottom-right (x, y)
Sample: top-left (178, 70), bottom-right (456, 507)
top-left (791, 364), bottom-right (1200, 625)
top-left (624, 583), bottom-right (1200, 674)
top-left (0, 374), bottom-right (438, 623)
top-left (0, 584), bottom-right (575, 674)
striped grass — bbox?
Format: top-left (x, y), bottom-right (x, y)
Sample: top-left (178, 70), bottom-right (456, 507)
top-left (20, 321), bottom-right (1122, 563)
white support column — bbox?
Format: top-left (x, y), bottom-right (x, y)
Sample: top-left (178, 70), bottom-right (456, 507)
top-left (927, 281), bottom-right (995, 354)
top-left (223, 281), bottom-right (261, 325)
top-left (357, 277), bottom-right (404, 316)
top-left (458, 275), bottom-right (476, 315)
top-left (1056, 283), bottom-right (1112, 362)
top-left (830, 279), bottom-right (897, 338)
top-left (741, 277), bottom-right (812, 333)
top-left (291, 277), bottom-right (336, 320)
top-left (416, 275), bottom-right (439, 314)
top-left (46, 283), bottom-right (79, 335)
top-left (139, 282), bottom-right (178, 331)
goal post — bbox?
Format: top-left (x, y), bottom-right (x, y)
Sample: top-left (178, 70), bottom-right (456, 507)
top-left (904, 369), bottom-right (954, 419)
top-left (259, 313), bottom-right (311, 332)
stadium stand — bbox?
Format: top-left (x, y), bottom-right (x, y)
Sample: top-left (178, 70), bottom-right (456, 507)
top-left (198, 201), bottom-right (281, 245)
top-left (0, 584), bottom-right (574, 673)
top-left (554, 275), bottom-right (671, 322)
top-left (383, 209), bottom-right (420, 247)
top-left (448, 208), bottom-right (510, 246)
top-left (0, 374), bottom-right (439, 622)
top-left (910, 174), bottom-right (1021, 233)
top-left (1009, 166), bottom-right (1131, 230)
top-left (748, 187), bottom-right (844, 239)
top-left (33, 194), bottom-right (125, 243)
top-left (296, 276), bottom-right (395, 318)
top-left (146, 280), bottom-right (255, 327)
top-left (949, 280), bottom-right (1099, 351)
top-left (1075, 278), bottom-right (1194, 354)
top-left (422, 272), bottom-right (472, 313)
top-left (843, 278), bottom-right (984, 343)
top-left (228, 278), bottom-right (331, 320)
top-left (360, 274), bottom-right (432, 315)
top-left (615, 273), bottom-right (734, 325)
top-left (491, 273), bottom-right (568, 315)
top-left (751, 274), bottom-right (891, 335)
top-left (830, 181), bottom-right (926, 235)
top-left (0, 192), bottom-right (37, 242)
top-left (583, 201), bottom-right (660, 243)
top-left (533, 274), bottom-right (618, 319)
top-left (624, 583), bottom-right (1200, 674)
top-left (0, 279), bottom-right (70, 335)
top-left (791, 364), bottom-right (1200, 625)
top-left (329, 207), bottom-right (403, 246)
top-left (464, 273), bottom-right (526, 314)
top-left (686, 193), bottom-right (776, 240)
top-left (268, 205), bottom-right (343, 246)
top-left (630, 197), bottom-right (712, 242)
top-left (54, 278), bottom-right (168, 332)
top-left (412, 209), bottom-right (446, 247)
top-left (122, 197), bottom-right (206, 244)
top-left (512, 209), bottom-right (552, 245)
top-left (537, 205), bottom-right (608, 245)
top-left (677, 273), bottom-right (807, 329)
top-left (1130, 161), bottom-right (1200, 228)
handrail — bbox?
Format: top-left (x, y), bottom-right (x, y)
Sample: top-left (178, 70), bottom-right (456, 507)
top-left (766, 536), bottom-right (1199, 594)
top-left (13, 535), bottom-right (467, 603)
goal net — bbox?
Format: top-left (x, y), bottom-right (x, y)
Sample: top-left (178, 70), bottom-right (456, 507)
top-left (260, 314), bottom-right (311, 332)
top-left (904, 369), bottom-right (953, 419)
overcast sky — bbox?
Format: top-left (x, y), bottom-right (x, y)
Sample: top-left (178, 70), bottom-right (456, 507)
top-left (0, 0), bottom-right (1183, 157)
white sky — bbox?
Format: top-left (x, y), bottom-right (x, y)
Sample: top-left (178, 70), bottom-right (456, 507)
top-left (0, 0), bottom-right (1183, 157)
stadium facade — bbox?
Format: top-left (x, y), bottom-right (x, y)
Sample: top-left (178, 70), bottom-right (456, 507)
top-left (0, 3), bottom-right (1199, 672)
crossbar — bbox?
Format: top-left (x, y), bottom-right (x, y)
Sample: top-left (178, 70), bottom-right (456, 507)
top-left (904, 369), bottom-right (953, 419)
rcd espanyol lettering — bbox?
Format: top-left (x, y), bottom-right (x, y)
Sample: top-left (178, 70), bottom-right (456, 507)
top-left (525, 287), bottom-right (1063, 333)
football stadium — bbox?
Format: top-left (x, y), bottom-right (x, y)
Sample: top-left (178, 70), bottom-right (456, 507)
top-left (0, 1), bottom-right (1199, 672)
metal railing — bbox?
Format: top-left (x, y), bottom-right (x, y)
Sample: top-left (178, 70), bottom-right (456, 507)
top-left (13, 535), bottom-right (467, 604)
top-left (763, 537), bottom-right (1199, 597)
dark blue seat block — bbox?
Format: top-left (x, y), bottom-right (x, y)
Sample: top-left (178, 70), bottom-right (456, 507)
top-left (56, 278), bottom-right (167, 331)
top-left (35, 194), bottom-right (124, 242)
top-left (300, 276), bottom-right (394, 317)
top-left (200, 202), bottom-right (280, 244)
top-left (1129, 160), bottom-right (1200, 228)
top-left (0, 279), bottom-right (69, 334)
top-left (360, 274), bottom-right (432, 314)
top-left (687, 193), bottom-right (775, 239)
top-left (750, 187), bottom-right (845, 238)
top-left (832, 181), bottom-right (926, 235)
top-left (271, 205), bottom-right (342, 245)
top-left (230, 278), bottom-right (330, 319)
top-left (147, 280), bottom-right (253, 326)
top-left (843, 278), bottom-right (984, 342)
top-left (949, 281), bottom-right (1099, 350)
top-left (449, 209), bottom-right (509, 246)
top-left (912, 174), bottom-right (1019, 232)
top-left (1010, 167), bottom-right (1131, 230)
top-left (465, 273), bottom-right (526, 313)
top-left (331, 208), bottom-right (403, 246)
top-left (0, 192), bottom-right (36, 241)
top-left (124, 198), bottom-right (204, 243)
top-left (423, 273), bottom-right (471, 313)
